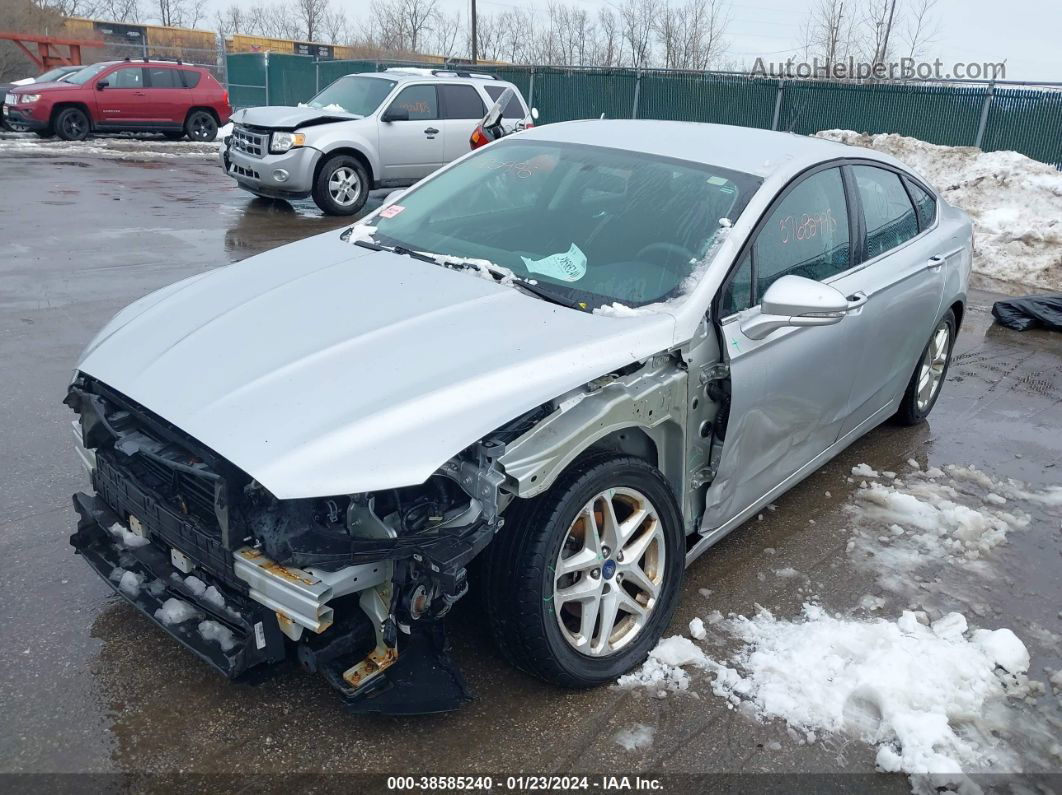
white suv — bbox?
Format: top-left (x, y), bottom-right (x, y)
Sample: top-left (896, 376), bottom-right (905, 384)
top-left (220, 68), bottom-right (531, 215)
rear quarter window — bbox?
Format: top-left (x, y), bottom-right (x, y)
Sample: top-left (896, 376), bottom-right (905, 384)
top-left (180, 70), bottom-right (202, 88)
top-left (904, 177), bottom-right (937, 231)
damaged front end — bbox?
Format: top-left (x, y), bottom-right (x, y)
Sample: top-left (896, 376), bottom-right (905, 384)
top-left (65, 375), bottom-right (510, 714)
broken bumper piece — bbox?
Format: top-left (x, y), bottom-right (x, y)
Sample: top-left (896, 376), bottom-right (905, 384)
top-left (71, 492), bottom-right (473, 713)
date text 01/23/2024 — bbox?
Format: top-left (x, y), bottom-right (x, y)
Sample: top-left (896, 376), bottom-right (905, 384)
top-left (386, 775), bottom-right (664, 791)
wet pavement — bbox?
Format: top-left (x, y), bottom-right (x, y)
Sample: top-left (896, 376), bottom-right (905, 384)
top-left (1, 145), bottom-right (1059, 784)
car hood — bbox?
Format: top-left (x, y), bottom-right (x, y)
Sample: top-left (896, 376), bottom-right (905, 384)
top-left (231, 105), bottom-right (357, 130)
top-left (13, 80), bottom-right (78, 93)
top-left (76, 232), bottom-right (677, 499)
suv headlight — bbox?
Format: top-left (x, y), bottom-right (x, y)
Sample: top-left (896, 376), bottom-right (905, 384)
top-left (19, 94), bottom-right (41, 103)
top-left (270, 132), bottom-right (305, 154)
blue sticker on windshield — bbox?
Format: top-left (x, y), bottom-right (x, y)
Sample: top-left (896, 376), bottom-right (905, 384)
top-left (521, 243), bottom-right (587, 282)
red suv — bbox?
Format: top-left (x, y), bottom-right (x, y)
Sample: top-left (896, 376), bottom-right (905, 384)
top-left (3, 59), bottom-right (231, 142)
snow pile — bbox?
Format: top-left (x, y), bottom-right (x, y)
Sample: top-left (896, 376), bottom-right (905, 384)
top-left (613, 724), bottom-right (655, 751)
top-left (816, 130), bottom-right (1062, 290)
top-left (118, 570), bottom-right (143, 597)
top-left (0, 136), bottom-right (218, 160)
top-left (198, 620), bottom-right (237, 652)
top-left (154, 597), bottom-right (201, 626)
top-left (107, 521), bottom-right (150, 549)
top-left (709, 605), bottom-right (1030, 778)
top-left (617, 635), bottom-right (709, 694)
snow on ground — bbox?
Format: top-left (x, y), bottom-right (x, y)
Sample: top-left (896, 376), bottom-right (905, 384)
top-left (0, 131), bottom-right (218, 161)
top-left (619, 461), bottom-right (1061, 787)
top-left (817, 130), bottom-right (1062, 291)
top-left (613, 724), bottom-right (656, 751)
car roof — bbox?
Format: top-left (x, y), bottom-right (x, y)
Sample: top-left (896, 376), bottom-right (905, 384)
top-left (379, 68), bottom-right (511, 85)
top-left (516, 119), bottom-right (900, 179)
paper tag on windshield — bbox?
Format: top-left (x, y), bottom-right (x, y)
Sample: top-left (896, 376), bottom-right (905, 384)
top-left (380, 204), bottom-right (405, 219)
top-left (521, 243), bottom-right (587, 282)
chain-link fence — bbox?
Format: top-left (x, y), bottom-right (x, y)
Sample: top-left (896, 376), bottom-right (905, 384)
top-left (226, 53), bottom-right (1062, 167)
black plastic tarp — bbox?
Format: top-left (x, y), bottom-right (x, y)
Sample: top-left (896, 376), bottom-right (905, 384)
top-left (991, 294), bottom-right (1062, 332)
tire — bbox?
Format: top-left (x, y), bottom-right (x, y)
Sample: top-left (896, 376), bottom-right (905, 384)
top-left (185, 110), bottom-right (217, 142)
top-left (894, 309), bottom-right (956, 425)
top-left (312, 155), bottom-right (369, 216)
top-left (163, 131), bottom-right (186, 141)
top-left (55, 107), bottom-right (90, 141)
top-left (483, 454), bottom-right (685, 687)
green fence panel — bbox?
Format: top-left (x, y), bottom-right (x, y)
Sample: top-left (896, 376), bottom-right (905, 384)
top-left (639, 72), bottom-right (777, 127)
top-left (316, 59), bottom-right (379, 91)
top-left (779, 81), bottom-right (988, 145)
top-left (226, 52), bottom-right (266, 109)
top-left (982, 88), bottom-right (1062, 167)
top-left (531, 67), bottom-right (637, 123)
top-left (265, 54), bottom-right (317, 106)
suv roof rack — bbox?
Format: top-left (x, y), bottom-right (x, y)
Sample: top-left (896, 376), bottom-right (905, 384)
top-left (430, 69), bottom-right (497, 80)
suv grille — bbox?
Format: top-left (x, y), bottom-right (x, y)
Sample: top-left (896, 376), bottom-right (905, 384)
top-left (232, 126), bottom-right (267, 158)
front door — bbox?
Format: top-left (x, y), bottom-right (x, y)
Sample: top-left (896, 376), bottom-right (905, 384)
top-left (832, 164), bottom-right (947, 436)
top-left (377, 84), bottom-right (445, 182)
top-left (703, 166), bottom-right (862, 529)
top-left (95, 66), bottom-right (150, 125)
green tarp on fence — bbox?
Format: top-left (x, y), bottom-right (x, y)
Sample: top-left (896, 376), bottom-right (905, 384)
top-left (225, 53), bottom-right (1062, 167)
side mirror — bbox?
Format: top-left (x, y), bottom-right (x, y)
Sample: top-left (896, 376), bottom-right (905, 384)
top-left (739, 275), bottom-right (848, 340)
top-left (381, 107), bottom-right (409, 122)
top-left (96, 80), bottom-right (108, 91)
top-left (530, 107), bottom-right (539, 120)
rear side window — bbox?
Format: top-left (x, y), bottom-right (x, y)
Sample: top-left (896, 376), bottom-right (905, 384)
top-left (752, 168), bottom-right (851, 297)
top-left (388, 85), bottom-right (438, 120)
top-left (147, 68), bottom-right (180, 88)
top-left (852, 165), bottom-right (919, 259)
top-left (439, 84), bottom-right (485, 119)
top-left (107, 67), bottom-right (144, 88)
top-left (180, 70), bottom-right (202, 88)
top-left (904, 177), bottom-right (936, 231)
top-left (484, 85), bottom-right (526, 118)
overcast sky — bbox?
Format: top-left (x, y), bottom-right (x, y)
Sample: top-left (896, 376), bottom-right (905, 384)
top-left (209, 0), bottom-right (1062, 82)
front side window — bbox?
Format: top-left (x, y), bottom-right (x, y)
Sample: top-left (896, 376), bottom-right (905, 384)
top-left (752, 167), bottom-right (851, 298)
top-left (306, 75), bottom-right (396, 117)
top-left (853, 165), bottom-right (919, 258)
top-left (904, 177), bottom-right (937, 231)
top-left (107, 67), bottom-right (144, 89)
top-left (370, 140), bottom-right (760, 308)
top-left (388, 85), bottom-right (438, 120)
top-left (439, 84), bottom-right (485, 119)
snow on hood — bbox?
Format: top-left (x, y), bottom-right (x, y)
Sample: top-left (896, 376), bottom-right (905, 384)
top-left (76, 231), bottom-right (676, 499)
top-left (232, 105), bottom-right (355, 130)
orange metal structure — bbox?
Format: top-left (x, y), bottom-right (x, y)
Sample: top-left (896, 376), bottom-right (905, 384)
top-left (0, 30), bottom-right (105, 69)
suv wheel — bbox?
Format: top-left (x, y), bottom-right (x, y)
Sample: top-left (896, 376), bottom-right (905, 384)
top-left (484, 455), bottom-right (685, 687)
top-left (55, 107), bottom-right (89, 141)
top-left (895, 309), bottom-right (956, 425)
top-left (185, 111), bottom-right (217, 142)
top-left (313, 155), bottom-right (369, 216)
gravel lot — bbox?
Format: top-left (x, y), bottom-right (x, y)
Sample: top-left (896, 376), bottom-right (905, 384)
top-left (1, 138), bottom-right (1059, 788)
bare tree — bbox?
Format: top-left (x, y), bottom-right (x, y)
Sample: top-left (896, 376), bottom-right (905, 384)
top-left (429, 8), bottom-right (463, 59)
top-left (96, 0), bottom-right (142, 22)
top-left (799, 0), bottom-right (856, 69)
top-left (901, 0), bottom-right (940, 59)
top-left (595, 8), bottom-right (623, 66)
top-left (620, 0), bottom-right (657, 68)
top-left (293, 0), bottom-right (329, 42)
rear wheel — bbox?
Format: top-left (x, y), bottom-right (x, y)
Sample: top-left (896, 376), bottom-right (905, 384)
top-left (55, 107), bottom-right (89, 141)
top-left (312, 155), bottom-right (369, 216)
top-left (895, 309), bottom-right (956, 425)
top-left (484, 455), bottom-right (685, 687)
top-left (185, 110), bottom-right (217, 142)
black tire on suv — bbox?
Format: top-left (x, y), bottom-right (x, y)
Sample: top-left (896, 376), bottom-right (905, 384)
top-left (55, 107), bottom-right (90, 141)
top-left (312, 154), bottom-right (370, 216)
top-left (185, 110), bottom-right (217, 142)
top-left (483, 454), bottom-right (685, 687)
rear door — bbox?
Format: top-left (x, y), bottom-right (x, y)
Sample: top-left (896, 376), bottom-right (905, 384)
top-left (95, 66), bottom-right (149, 125)
top-left (437, 83), bottom-right (487, 162)
top-left (703, 166), bottom-right (863, 529)
top-left (377, 83), bottom-right (445, 182)
top-left (144, 66), bottom-right (185, 125)
top-left (831, 163), bottom-right (947, 436)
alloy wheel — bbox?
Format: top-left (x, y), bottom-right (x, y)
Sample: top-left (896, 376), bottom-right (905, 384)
top-left (916, 320), bottom-right (950, 411)
top-left (553, 487), bottom-right (665, 657)
top-left (328, 166), bottom-right (362, 207)
top-left (190, 114), bottom-right (216, 141)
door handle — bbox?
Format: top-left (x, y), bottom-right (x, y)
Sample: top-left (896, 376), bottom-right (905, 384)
top-left (134, 91), bottom-right (146, 96)
top-left (927, 254), bottom-right (945, 270)
top-left (424, 127), bottom-right (439, 135)
top-left (846, 291), bottom-right (869, 310)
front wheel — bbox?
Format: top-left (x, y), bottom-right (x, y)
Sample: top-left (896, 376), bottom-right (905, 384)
top-left (55, 107), bottom-right (89, 141)
top-left (312, 155), bottom-right (369, 216)
top-left (895, 309), bottom-right (956, 425)
top-left (484, 455), bottom-right (685, 687)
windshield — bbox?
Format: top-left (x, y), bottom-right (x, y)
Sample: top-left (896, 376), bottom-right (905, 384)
top-left (36, 67), bottom-right (75, 82)
top-left (371, 140), bottom-right (761, 308)
top-left (66, 63), bottom-right (111, 85)
top-left (306, 75), bottom-right (396, 116)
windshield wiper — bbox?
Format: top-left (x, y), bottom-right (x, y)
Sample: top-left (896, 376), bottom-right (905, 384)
top-left (509, 279), bottom-right (580, 310)
top-left (352, 238), bottom-right (436, 265)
